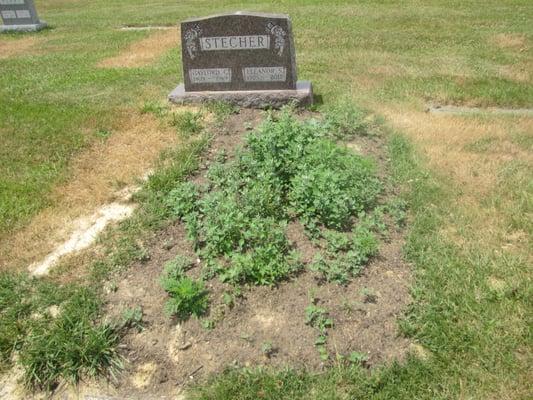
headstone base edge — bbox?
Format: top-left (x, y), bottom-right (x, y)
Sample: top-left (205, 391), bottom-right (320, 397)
top-left (0, 21), bottom-right (47, 32)
top-left (168, 81), bottom-right (313, 109)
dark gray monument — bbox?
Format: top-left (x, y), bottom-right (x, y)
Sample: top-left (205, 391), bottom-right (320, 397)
top-left (0, 0), bottom-right (46, 32)
top-left (169, 11), bottom-right (312, 108)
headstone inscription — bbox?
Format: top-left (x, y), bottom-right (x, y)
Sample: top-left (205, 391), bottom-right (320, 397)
top-left (169, 11), bottom-right (313, 108)
top-left (0, 0), bottom-right (46, 32)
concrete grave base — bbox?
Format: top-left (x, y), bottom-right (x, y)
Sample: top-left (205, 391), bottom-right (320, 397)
top-left (169, 80), bottom-right (313, 108)
top-left (0, 21), bottom-right (47, 32)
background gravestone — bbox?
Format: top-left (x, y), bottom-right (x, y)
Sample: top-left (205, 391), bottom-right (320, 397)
top-left (0, 0), bottom-right (46, 32)
top-left (169, 11), bottom-right (312, 108)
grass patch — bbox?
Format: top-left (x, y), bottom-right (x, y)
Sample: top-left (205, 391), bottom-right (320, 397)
top-left (3, 0), bottom-right (532, 237)
top-left (0, 274), bottom-right (121, 390)
top-left (171, 110), bottom-right (204, 138)
top-left (206, 101), bottom-right (240, 125)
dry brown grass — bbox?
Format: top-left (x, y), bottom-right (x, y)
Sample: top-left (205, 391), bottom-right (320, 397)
top-left (381, 106), bottom-right (532, 249)
top-left (98, 28), bottom-right (180, 68)
top-left (499, 61), bottom-right (533, 82)
top-left (0, 110), bottom-right (180, 272)
top-left (0, 36), bottom-right (39, 59)
top-left (367, 55), bottom-right (472, 79)
top-left (491, 33), bottom-right (528, 50)
top-left (382, 108), bottom-right (532, 196)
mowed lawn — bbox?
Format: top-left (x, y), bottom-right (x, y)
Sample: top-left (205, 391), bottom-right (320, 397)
top-left (0, 0), bottom-right (531, 399)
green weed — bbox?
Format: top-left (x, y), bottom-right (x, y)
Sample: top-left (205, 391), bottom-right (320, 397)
top-left (206, 101), bottom-right (239, 125)
top-left (290, 139), bottom-right (381, 231)
top-left (261, 341), bottom-right (275, 358)
top-left (121, 306), bottom-right (144, 332)
top-left (311, 225), bottom-right (379, 284)
top-left (95, 128), bottom-right (112, 139)
top-left (171, 111), bottom-right (203, 137)
top-left (323, 99), bottom-right (370, 139)
top-left (140, 101), bottom-right (167, 117)
top-left (347, 351), bottom-right (369, 366)
top-left (160, 259), bottom-right (208, 320)
top-left (384, 197), bottom-right (408, 228)
top-left (305, 303), bottom-right (334, 361)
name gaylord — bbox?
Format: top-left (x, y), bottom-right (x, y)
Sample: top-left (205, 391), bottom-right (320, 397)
top-left (200, 35), bottom-right (271, 51)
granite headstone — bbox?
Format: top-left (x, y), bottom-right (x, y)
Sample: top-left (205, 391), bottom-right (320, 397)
top-left (169, 11), bottom-right (312, 108)
top-left (0, 0), bottom-right (46, 32)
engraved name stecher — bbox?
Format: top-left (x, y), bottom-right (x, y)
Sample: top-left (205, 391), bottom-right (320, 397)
top-left (200, 35), bottom-right (270, 51)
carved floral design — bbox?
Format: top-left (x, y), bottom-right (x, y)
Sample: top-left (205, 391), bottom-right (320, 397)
top-left (184, 25), bottom-right (202, 59)
top-left (266, 22), bottom-right (286, 56)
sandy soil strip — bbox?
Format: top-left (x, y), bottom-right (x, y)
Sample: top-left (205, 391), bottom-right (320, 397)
top-left (30, 202), bottom-right (136, 276)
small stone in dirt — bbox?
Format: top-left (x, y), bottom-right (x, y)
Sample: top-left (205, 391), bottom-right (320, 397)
top-left (346, 142), bottom-right (362, 153)
top-left (178, 341), bottom-right (192, 350)
top-left (159, 372), bottom-right (169, 383)
top-left (163, 240), bottom-right (175, 250)
top-left (103, 281), bottom-right (118, 294)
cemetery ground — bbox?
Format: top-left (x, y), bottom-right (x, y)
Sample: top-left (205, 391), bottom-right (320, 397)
top-left (0, 1), bottom-right (531, 399)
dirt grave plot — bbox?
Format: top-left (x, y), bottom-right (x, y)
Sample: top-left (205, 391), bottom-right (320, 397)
top-left (98, 28), bottom-right (179, 68)
top-left (93, 109), bottom-right (412, 398)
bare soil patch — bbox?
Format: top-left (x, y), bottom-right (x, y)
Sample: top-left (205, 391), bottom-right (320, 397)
top-left (98, 28), bottom-right (179, 68)
top-left (0, 110), bottom-right (180, 273)
top-left (85, 110), bottom-right (412, 399)
top-left (0, 36), bottom-right (39, 59)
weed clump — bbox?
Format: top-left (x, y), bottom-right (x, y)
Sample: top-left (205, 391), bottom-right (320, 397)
top-left (171, 110), bottom-right (203, 137)
top-left (323, 99), bottom-right (370, 139)
top-left (290, 139), bottom-right (380, 231)
top-left (206, 100), bottom-right (239, 125)
top-left (160, 256), bottom-right (208, 320)
top-left (166, 109), bottom-right (384, 288)
top-left (305, 302), bottom-right (334, 360)
top-left (0, 274), bottom-right (122, 390)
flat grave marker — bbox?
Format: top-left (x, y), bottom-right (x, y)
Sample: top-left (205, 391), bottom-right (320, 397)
top-left (169, 11), bottom-right (312, 108)
top-left (0, 0), bottom-right (46, 32)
